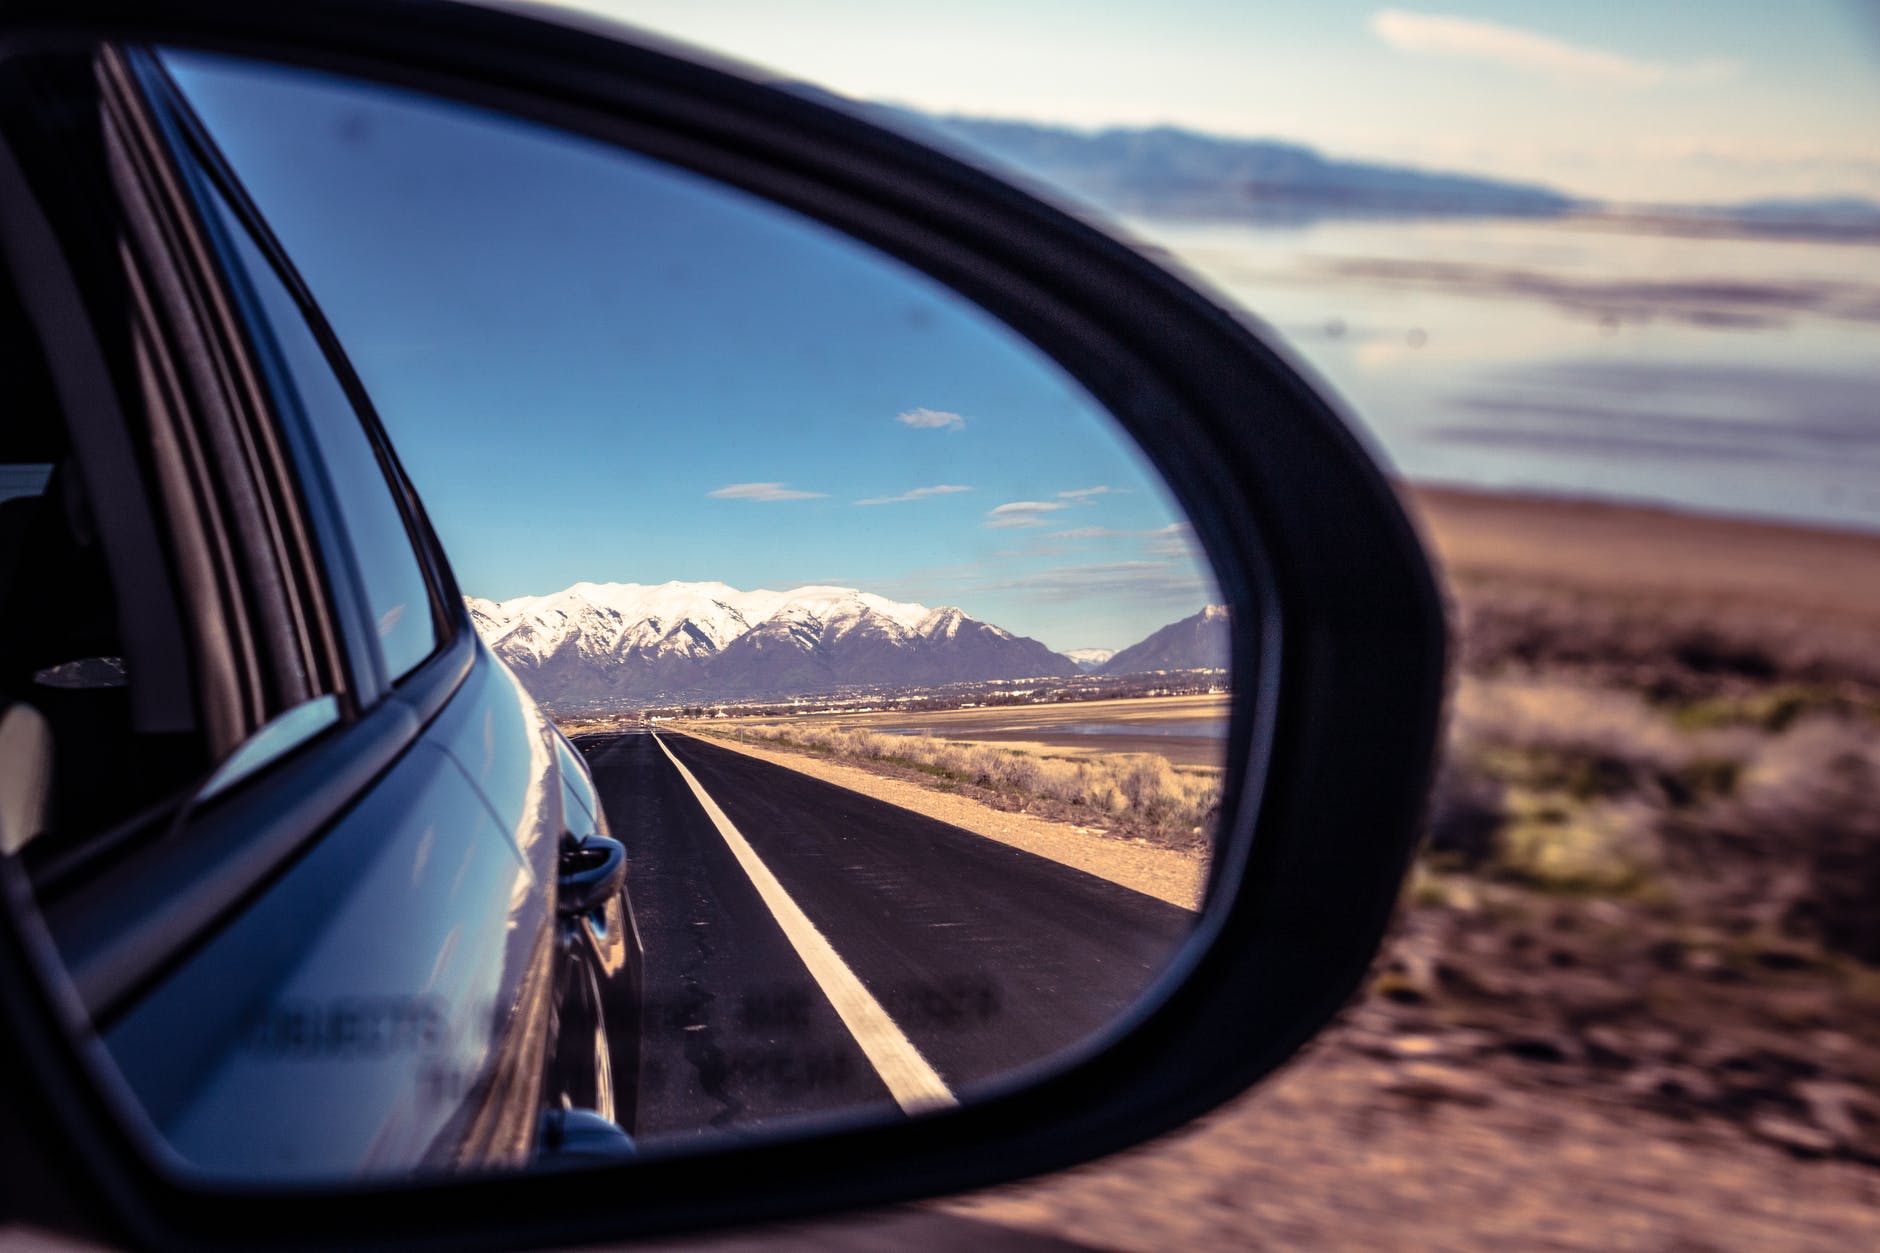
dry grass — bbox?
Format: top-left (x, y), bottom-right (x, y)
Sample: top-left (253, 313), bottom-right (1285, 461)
top-left (760, 695), bottom-right (1232, 769)
top-left (1432, 661), bottom-right (1880, 960)
top-left (1666, 715), bottom-right (1880, 962)
top-left (1423, 501), bottom-right (1880, 951)
top-left (694, 722), bottom-right (1221, 849)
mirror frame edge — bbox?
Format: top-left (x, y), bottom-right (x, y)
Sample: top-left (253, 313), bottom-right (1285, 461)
top-left (0, 1), bottom-right (1449, 1248)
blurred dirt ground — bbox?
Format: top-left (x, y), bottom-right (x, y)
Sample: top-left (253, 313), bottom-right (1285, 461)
top-left (937, 1027), bottom-right (1880, 1251)
top-left (640, 1028), bottom-right (1880, 1251)
top-left (642, 487), bottom-right (1880, 1251)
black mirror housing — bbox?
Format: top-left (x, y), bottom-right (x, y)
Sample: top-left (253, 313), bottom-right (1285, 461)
top-left (0, 1), bottom-right (1446, 1248)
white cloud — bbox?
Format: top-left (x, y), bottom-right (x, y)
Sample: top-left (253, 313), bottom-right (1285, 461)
top-left (896, 407), bottom-right (966, 431)
top-left (707, 481), bottom-right (829, 502)
top-left (990, 543), bottom-right (1075, 560)
top-left (872, 557), bottom-right (1208, 607)
top-left (1369, 9), bottom-right (1736, 88)
top-left (987, 560), bottom-right (1208, 603)
top-left (1056, 485), bottom-right (1114, 499)
top-left (990, 501), bottom-right (1070, 514)
top-left (854, 484), bottom-right (973, 506)
top-left (1145, 521), bottom-right (1203, 559)
top-left (984, 500), bottom-right (1072, 529)
top-left (1046, 523), bottom-right (1196, 548)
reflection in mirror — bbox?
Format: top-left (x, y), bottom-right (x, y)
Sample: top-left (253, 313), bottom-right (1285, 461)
top-left (7, 45), bottom-right (1234, 1180)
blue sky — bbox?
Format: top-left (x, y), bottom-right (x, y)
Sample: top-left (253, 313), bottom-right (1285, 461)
top-left (166, 8), bottom-right (1880, 650)
top-left (168, 53), bottom-right (1212, 653)
top-left (538, 1), bottom-right (1880, 203)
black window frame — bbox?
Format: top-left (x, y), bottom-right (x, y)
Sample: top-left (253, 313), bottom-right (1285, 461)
top-left (22, 44), bottom-right (479, 1026)
top-left (134, 48), bottom-right (460, 711)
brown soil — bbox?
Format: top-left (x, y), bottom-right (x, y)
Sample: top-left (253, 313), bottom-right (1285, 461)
top-left (651, 1023), bottom-right (1880, 1252)
top-left (1411, 485), bottom-right (1880, 629)
top-left (938, 1028), bottom-right (1880, 1252)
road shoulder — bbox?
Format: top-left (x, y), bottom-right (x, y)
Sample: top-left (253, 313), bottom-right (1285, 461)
top-left (662, 730), bottom-right (1206, 911)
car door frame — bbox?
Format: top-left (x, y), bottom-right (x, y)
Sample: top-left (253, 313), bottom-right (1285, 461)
top-left (0, 23), bottom-right (577, 1179)
top-left (17, 41), bottom-right (484, 1028)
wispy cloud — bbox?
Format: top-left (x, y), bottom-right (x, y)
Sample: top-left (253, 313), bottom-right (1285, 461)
top-left (854, 484), bottom-right (972, 506)
top-left (871, 558), bottom-right (1210, 608)
top-left (896, 407), bottom-right (966, 431)
top-left (1045, 523), bottom-right (1200, 558)
top-left (1056, 485), bottom-right (1115, 499)
top-left (707, 481), bottom-right (828, 502)
top-left (1145, 521), bottom-right (1203, 559)
top-left (990, 543), bottom-right (1077, 560)
top-left (1369, 9), bottom-right (1736, 88)
top-left (987, 560), bottom-right (1209, 603)
top-left (984, 500), bottom-right (1073, 529)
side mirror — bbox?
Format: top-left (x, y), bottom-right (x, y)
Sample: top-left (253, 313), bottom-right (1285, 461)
top-left (557, 835), bottom-right (626, 919)
top-left (0, 2), bottom-right (1445, 1248)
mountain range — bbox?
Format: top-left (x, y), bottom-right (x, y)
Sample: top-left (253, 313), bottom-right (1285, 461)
top-left (874, 108), bottom-right (1880, 236)
top-left (904, 113), bottom-right (1577, 224)
top-left (467, 581), bottom-right (1075, 706)
top-left (467, 581), bottom-right (1229, 708)
top-left (1061, 648), bottom-right (1116, 673)
top-left (1101, 604), bottom-right (1230, 675)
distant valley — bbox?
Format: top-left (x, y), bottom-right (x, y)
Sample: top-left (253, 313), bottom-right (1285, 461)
top-left (1061, 648), bottom-right (1116, 673)
top-left (467, 581), bottom-right (1228, 710)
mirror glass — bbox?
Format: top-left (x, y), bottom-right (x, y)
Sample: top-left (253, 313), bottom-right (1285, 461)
top-left (6, 46), bottom-right (1235, 1180)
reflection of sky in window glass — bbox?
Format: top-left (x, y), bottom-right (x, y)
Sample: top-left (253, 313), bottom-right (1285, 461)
top-left (0, 464), bottom-right (53, 504)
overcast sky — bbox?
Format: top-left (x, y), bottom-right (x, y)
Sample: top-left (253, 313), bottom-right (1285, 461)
top-left (531, 1), bottom-right (1880, 204)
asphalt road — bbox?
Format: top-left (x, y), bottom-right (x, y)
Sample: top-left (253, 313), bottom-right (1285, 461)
top-left (573, 730), bottom-right (1195, 1146)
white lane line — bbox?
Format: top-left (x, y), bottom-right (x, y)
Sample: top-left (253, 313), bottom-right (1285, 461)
top-left (652, 733), bottom-right (957, 1114)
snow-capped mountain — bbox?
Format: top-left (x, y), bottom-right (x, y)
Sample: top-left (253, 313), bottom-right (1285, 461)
top-left (466, 581), bottom-right (1076, 707)
top-left (1061, 648), bottom-right (1116, 673)
top-left (1101, 605), bottom-right (1229, 674)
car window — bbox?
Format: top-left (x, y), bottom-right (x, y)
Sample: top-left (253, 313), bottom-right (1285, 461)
top-left (0, 255), bottom-right (154, 846)
top-left (200, 183), bottom-right (441, 687)
top-left (0, 462), bottom-right (52, 505)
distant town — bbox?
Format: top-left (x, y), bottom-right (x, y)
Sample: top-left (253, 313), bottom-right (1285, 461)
top-left (470, 579), bottom-right (1230, 718)
top-left (576, 669), bottom-right (1228, 727)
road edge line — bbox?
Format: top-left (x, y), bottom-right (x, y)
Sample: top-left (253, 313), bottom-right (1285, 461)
top-left (651, 733), bottom-right (957, 1115)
